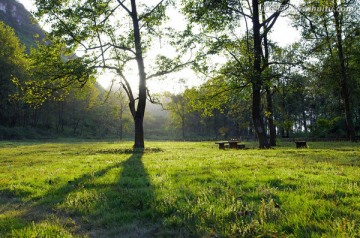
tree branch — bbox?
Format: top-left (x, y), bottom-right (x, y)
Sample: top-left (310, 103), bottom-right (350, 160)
top-left (199, 82), bottom-right (250, 102)
top-left (260, 0), bottom-right (290, 39)
top-left (227, 50), bottom-right (245, 71)
top-left (117, 0), bottom-right (132, 15)
top-left (146, 88), bottom-right (161, 105)
top-left (146, 60), bottom-right (195, 80)
top-left (110, 44), bottom-right (136, 55)
top-left (227, 4), bottom-right (252, 19)
top-left (51, 10), bottom-right (88, 49)
top-left (139, 0), bottom-right (166, 21)
top-left (100, 3), bottom-right (121, 25)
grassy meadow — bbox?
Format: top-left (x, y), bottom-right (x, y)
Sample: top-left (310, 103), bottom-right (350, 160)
top-left (0, 140), bottom-right (359, 237)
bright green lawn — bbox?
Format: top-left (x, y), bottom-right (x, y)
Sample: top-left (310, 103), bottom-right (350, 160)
top-left (0, 141), bottom-right (359, 237)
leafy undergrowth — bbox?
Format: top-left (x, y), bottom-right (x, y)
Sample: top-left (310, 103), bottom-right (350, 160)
top-left (0, 141), bottom-right (359, 237)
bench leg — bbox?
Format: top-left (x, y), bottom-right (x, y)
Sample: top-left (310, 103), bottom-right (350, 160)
top-left (218, 143), bottom-right (225, 149)
top-left (229, 142), bottom-right (239, 148)
top-left (296, 142), bottom-right (307, 148)
top-left (237, 144), bottom-right (245, 149)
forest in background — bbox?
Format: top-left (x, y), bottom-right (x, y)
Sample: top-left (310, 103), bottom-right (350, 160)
top-left (0, 0), bottom-right (360, 142)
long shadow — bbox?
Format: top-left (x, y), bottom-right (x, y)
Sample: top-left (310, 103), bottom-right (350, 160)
top-left (92, 152), bottom-right (158, 237)
top-left (0, 159), bottom-right (124, 231)
top-left (1, 151), bottom-right (157, 237)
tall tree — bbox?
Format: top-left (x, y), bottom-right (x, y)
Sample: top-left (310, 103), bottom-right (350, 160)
top-left (34, 0), bottom-right (181, 148)
top-left (293, 0), bottom-right (359, 141)
top-left (332, 0), bottom-right (356, 141)
top-left (182, 0), bottom-right (289, 148)
top-left (261, 3), bottom-right (276, 146)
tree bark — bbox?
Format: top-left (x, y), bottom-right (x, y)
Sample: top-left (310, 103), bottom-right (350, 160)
top-left (131, 0), bottom-right (146, 149)
top-left (252, 83), bottom-right (269, 148)
top-left (333, 1), bottom-right (357, 142)
top-left (134, 115), bottom-right (145, 148)
top-left (252, 0), bottom-right (270, 148)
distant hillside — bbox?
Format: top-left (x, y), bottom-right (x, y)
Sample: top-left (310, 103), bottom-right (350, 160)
top-left (0, 0), bottom-right (45, 49)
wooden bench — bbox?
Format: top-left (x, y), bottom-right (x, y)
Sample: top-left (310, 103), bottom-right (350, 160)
top-left (295, 141), bottom-right (307, 148)
top-left (215, 141), bottom-right (245, 150)
top-left (215, 141), bottom-right (227, 149)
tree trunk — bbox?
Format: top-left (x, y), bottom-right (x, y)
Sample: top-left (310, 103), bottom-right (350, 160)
top-left (252, 0), bottom-right (269, 148)
top-left (262, 5), bottom-right (276, 146)
top-left (131, 0), bottom-right (146, 149)
top-left (252, 84), bottom-right (269, 148)
top-left (333, 2), bottom-right (356, 142)
top-left (280, 91), bottom-right (285, 138)
top-left (134, 115), bottom-right (145, 148)
top-left (266, 86), bottom-right (276, 146)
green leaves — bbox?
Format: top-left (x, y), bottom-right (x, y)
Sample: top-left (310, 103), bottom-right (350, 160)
top-left (0, 21), bottom-right (28, 111)
top-left (154, 55), bottom-right (177, 72)
top-left (182, 0), bottom-right (235, 31)
top-left (13, 38), bottom-right (95, 107)
top-left (0, 22), bottom-right (27, 68)
top-left (140, 1), bottom-right (168, 28)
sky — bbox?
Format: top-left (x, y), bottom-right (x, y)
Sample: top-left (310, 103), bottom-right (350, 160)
top-left (17, 0), bottom-right (300, 93)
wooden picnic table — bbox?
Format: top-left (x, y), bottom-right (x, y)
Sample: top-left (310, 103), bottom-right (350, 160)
top-left (215, 141), bottom-right (245, 150)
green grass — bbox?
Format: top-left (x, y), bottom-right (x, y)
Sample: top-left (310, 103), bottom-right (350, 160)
top-left (0, 141), bottom-right (360, 237)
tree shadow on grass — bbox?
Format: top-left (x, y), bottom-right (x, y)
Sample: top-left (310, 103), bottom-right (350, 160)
top-left (2, 148), bottom-right (298, 237)
top-left (89, 151), bottom-right (159, 237)
top-left (1, 151), bottom-right (160, 237)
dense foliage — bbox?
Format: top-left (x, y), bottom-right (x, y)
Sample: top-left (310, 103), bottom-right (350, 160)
top-left (0, 21), bottom-right (28, 130)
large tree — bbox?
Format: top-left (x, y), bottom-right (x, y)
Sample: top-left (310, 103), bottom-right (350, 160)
top-left (293, 0), bottom-right (359, 141)
top-left (34, 0), bottom-right (182, 148)
top-left (182, 0), bottom-right (289, 148)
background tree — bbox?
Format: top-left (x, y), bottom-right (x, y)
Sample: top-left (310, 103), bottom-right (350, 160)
top-left (106, 87), bottom-right (131, 140)
top-left (0, 21), bottom-right (28, 127)
top-left (165, 93), bottom-right (190, 140)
